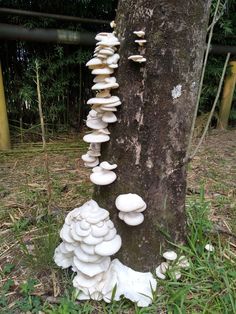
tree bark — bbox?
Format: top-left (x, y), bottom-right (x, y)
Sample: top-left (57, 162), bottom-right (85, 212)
top-left (94, 0), bottom-right (211, 271)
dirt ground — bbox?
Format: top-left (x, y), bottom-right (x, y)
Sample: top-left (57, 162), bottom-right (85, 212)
top-left (0, 130), bottom-right (235, 309)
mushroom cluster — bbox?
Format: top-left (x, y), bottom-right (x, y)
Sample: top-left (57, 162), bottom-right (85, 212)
top-left (54, 200), bottom-right (122, 300)
top-left (115, 193), bottom-right (146, 226)
top-left (128, 30), bottom-right (146, 63)
top-left (155, 251), bottom-right (190, 280)
top-left (90, 161), bottom-right (117, 185)
top-left (82, 32), bottom-right (120, 176)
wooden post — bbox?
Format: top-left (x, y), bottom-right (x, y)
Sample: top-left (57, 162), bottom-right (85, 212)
top-left (217, 60), bottom-right (236, 129)
top-left (0, 62), bottom-right (11, 150)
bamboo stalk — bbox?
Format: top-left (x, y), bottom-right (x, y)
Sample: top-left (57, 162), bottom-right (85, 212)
top-left (35, 60), bottom-right (51, 214)
top-left (190, 53), bottom-right (230, 160)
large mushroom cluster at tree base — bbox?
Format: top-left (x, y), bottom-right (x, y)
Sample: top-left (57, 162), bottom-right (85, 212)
top-left (54, 200), bottom-right (122, 301)
top-left (54, 200), bottom-right (156, 306)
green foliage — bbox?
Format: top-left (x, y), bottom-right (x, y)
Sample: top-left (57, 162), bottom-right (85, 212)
top-left (200, 0), bottom-right (236, 122)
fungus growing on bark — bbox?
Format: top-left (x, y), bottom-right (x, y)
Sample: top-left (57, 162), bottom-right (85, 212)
top-left (128, 55), bottom-right (146, 63)
top-left (115, 193), bottom-right (146, 226)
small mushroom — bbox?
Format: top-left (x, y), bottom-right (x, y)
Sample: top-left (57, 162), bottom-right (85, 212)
top-left (135, 39), bottom-right (147, 46)
top-left (163, 251), bottom-right (177, 261)
top-left (205, 244), bottom-right (215, 252)
top-left (110, 20), bottom-right (116, 28)
top-left (90, 166), bottom-right (117, 185)
top-left (102, 112), bottom-right (117, 123)
top-left (133, 30), bottom-right (145, 38)
top-left (83, 130), bottom-right (110, 143)
top-left (128, 55), bottom-right (146, 63)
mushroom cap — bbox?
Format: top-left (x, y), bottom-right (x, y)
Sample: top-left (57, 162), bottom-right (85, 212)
top-left (103, 227), bottom-right (117, 241)
top-left (90, 170), bottom-right (117, 185)
top-left (86, 117), bottom-right (108, 130)
top-left (87, 96), bottom-right (120, 105)
top-left (93, 75), bottom-right (110, 83)
top-left (92, 82), bottom-right (119, 90)
top-left (83, 131), bottom-right (110, 143)
top-left (128, 55), bottom-right (146, 63)
top-left (84, 159), bottom-right (99, 168)
top-left (155, 265), bottom-right (166, 280)
top-left (87, 150), bottom-right (101, 157)
top-left (74, 246), bottom-right (102, 263)
top-left (73, 272), bottom-right (103, 289)
top-left (160, 262), bottom-right (169, 274)
top-left (86, 57), bottom-right (103, 67)
top-left (80, 243), bottom-right (95, 255)
top-left (163, 251), bottom-right (177, 261)
top-left (135, 39), bottom-right (147, 46)
top-left (73, 256), bottom-right (110, 277)
top-left (94, 234), bottom-right (122, 256)
top-left (54, 245), bottom-right (73, 269)
top-left (92, 67), bottom-right (114, 75)
top-left (177, 256), bottom-right (190, 268)
top-left (107, 53), bottom-right (120, 65)
top-left (123, 212), bottom-right (144, 226)
top-left (108, 64), bottom-right (118, 69)
top-left (99, 49), bottom-right (114, 56)
top-left (205, 244), bottom-right (215, 252)
top-left (115, 193), bottom-right (146, 212)
top-left (81, 153), bottom-right (97, 163)
top-left (101, 101), bottom-right (121, 108)
top-left (91, 223), bottom-right (109, 237)
top-left (133, 30), bottom-right (145, 37)
top-left (60, 224), bottom-right (75, 243)
top-left (82, 233), bottom-right (104, 245)
top-left (102, 112), bottom-right (117, 123)
top-left (99, 105), bottom-right (117, 112)
top-left (100, 161), bottom-right (117, 170)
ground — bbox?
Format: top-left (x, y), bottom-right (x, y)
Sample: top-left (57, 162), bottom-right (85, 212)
top-left (0, 130), bottom-right (235, 313)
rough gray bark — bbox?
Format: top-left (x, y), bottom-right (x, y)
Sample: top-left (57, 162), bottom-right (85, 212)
top-left (94, 0), bottom-right (211, 271)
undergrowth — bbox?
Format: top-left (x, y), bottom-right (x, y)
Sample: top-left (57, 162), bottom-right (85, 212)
top-left (1, 187), bottom-right (235, 314)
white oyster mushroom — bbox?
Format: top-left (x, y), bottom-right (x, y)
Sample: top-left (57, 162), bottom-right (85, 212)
top-left (92, 67), bottom-right (114, 75)
top-left (115, 193), bottom-right (146, 212)
top-left (135, 39), bottom-right (147, 46)
top-left (92, 81), bottom-right (119, 90)
top-left (93, 75), bottom-right (110, 83)
top-left (81, 153), bottom-right (97, 163)
top-left (83, 130), bottom-right (110, 143)
top-left (102, 112), bottom-right (117, 123)
top-left (163, 251), bottom-right (177, 261)
top-left (87, 96), bottom-right (120, 105)
top-left (86, 116), bottom-right (108, 130)
top-left (160, 262), bottom-right (169, 273)
top-left (107, 53), bottom-right (120, 65)
top-left (123, 212), bottom-right (144, 226)
top-left (205, 243), bottom-right (215, 252)
top-left (133, 30), bottom-right (145, 37)
top-left (103, 227), bottom-right (117, 241)
top-left (90, 167), bottom-right (117, 185)
top-left (177, 256), bottom-right (190, 268)
top-left (155, 265), bottom-right (166, 280)
top-left (73, 256), bottom-right (110, 277)
top-left (95, 235), bottom-right (122, 256)
top-left (110, 20), bottom-right (116, 28)
top-left (86, 57), bottom-right (104, 69)
top-left (100, 161), bottom-right (117, 170)
top-left (128, 55), bottom-right (146, 63)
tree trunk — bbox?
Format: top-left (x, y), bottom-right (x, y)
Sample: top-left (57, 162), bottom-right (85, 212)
top-left (94, 0), bottom-right (211, 271)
